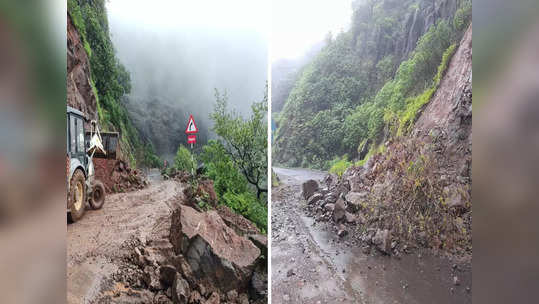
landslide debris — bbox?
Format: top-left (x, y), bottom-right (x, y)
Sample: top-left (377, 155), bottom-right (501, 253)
top-left (98, 177), bottom-right (267, 304)
top-left (93, 159), bottom-right (148, 193)
top-left (303, 25), bottom-right (472, 258)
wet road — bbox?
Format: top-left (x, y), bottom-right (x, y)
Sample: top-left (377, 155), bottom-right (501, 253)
top-left (271, 167), bottom-right (471, 304)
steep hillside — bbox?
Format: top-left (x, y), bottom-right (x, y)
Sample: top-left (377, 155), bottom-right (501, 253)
top-left (274, 0), bottom-right (471, 169)
top-left (271, 41), bottom-right (324, 115)
top-left (67, 0), bottom-right (159, 168)
top-left (306, 24), bottom-right (472, 256)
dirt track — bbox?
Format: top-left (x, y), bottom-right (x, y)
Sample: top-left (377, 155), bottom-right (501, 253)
top-left (271, 167), bottom-right (471, 304)
top-left (67, 174), bottom-right (184, 304)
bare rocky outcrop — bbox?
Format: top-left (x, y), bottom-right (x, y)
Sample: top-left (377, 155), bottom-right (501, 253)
top-left (67, 14), bottom-right (98, 120)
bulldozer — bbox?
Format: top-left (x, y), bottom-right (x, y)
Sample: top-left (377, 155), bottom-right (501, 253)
top-left (67, 106), bottom-right (118, 222)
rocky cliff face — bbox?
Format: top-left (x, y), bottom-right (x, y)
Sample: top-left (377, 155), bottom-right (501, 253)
top-left (67, 15), bottom-right (97, 120)
top-left (305, 25), bottom-right (472, 257)
top-left (398, 0), bottom-right (458, 59)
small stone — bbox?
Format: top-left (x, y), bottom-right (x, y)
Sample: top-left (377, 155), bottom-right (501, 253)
top-left (287, 269), bottom-right (295, 277)
top-left (453, 276), bottom-right (460, 286)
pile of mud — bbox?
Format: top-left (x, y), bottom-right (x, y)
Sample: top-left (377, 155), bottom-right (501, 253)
top-left (93, 159), bottom-right (148, 193)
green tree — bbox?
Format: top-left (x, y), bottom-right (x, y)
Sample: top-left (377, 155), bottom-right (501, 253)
top-left (211, 88), bottom-right (268, 200)
top-left (174, 145), bottom-right (196, 173)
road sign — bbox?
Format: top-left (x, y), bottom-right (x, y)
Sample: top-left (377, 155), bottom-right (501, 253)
top-left (187, 135), bottom-right (196, 144)
top-left (185, 115), bottom-right (198, 134)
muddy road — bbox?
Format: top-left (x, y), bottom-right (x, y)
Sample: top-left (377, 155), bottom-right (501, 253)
top-left (271, 167), bottom-right (471, 304)
top-left (67, 175), bottom-right (183, 304)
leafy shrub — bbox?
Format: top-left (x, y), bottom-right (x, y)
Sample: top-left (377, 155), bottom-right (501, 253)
top-left (174, 145), bottom-right (196, 173)
top-left (200, 140), bottom-right (247, 199)
top-left (454, 0), bottom-right (472, 31)
top-left (142, 143), bottom-right (162, 168)
top-left (222, 191), bottom-right (267, 233)
top-left (328, 155), bottom-right (352, 177)
top-left (397, 43), bottom-right (457, 135)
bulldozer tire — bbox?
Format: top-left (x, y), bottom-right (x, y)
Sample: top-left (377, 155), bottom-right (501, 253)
top-left (68, 169), bottom-right (86, 222)
top-left (89, 180), bottom-right (106, 210)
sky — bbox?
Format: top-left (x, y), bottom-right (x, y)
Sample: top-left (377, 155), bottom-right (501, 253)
top-left (271, 0), bottom-right (353, 62)
top-left (105, 0), bottom-right (269, 117)
top-left (106, 0), bottom-right (269, 37)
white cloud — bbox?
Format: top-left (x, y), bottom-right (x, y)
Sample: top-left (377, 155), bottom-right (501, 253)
top-left (271, 0), bottom-right (353, 61)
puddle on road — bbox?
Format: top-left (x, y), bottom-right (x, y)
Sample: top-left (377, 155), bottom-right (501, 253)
top-left (300, 215), bottom-right (472, 304)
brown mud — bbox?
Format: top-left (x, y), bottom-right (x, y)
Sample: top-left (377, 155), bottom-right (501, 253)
top-left (67, 178), bottom-right (183, 303)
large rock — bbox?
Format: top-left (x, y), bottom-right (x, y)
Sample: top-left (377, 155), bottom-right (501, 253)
top-left (143, 266), bottom-right (163, 291)
top-left (172, 275), bottom-right (190, 303)
top-left (159, 265), bottom-right (177, 287)
top-left (307, 193), bottom-right (324, 205)
top-left (248, 234), bottom-right (268, 258)
top-left (302, 180), bottom-right (319, 200)
top-left (372, 229), bottom-right (392, 254)
top-left (333, 197), bottom-right (346, 222)
top-left (169, 206), bottom-right (261, 293)
top-left (345, 191), bottom-right (368, 213)
top-left (249, 271), bottom-right (268, 300)
top-left (217, 205), bottom-right (260, 236)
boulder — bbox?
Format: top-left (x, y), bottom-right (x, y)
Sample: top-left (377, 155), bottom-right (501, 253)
top-left (169, 205), bottom-right (261, 293)
top-left (322, 174), bottom-right (338, 189)
top-left (248, 234), bottom-right (268, 257)
top-left (158, 265), bottom-right (177, 287)
top-left (217, 205), bottom-right (260, 236)
top-left (345, 212), bottom-right (358, 223)
top-left (348, 174), bottom-right (364, 192)
top-left (143, 266), bottom-right (163, 291)
top-left (307, 193), bottom-right (324, 205)
top-left (372, 229), bottom-right (392, 254)
top-left (205, 292), bottom-right (220, 304)
top-left (197, 179), bottom-right (218, 207)
top-left (333, 198), bottom-right (346, 222)
top-left (345, 192), bottom-right (367, 213)
top-left (337, 224), bottom-right (348, 237)
top-left (324, 203), bottom-right (335, 212)
top-left (172, 275), bottom-right (190, 303)
top-left (302, 180), bottom-right (319, 200)
top-left (249, 271), bottom-right (267, 300)
top-left (226, 290), bottom-right (238, 302)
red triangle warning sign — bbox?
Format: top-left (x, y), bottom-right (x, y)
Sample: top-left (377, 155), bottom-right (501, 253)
top-left (185, 114), bottom-right (198, 134)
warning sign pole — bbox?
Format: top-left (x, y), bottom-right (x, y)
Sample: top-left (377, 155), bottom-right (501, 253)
top-left (185, 114), bottom-right (198, 176)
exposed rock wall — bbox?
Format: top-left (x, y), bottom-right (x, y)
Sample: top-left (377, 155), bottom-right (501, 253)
top-left (67, 14), bottom-right (97, 120)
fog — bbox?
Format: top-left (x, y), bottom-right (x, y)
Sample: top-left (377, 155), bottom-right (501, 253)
top-left (105, 0), bottom-right (268, 158)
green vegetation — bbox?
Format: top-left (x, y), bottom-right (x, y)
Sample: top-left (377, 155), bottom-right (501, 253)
top-left (174, 145), bottom-right (197, 173)
top-left (142, 143), bottom-right (162, 168)
top-left (68, 0), bottom-right (159, 168)
top-left (197, 90), bottom-right (268, 233)
top-left (454, 0), bottom-right (472, 31)
top-left (211, 89), bottom-right (268, 199)
top-left (329, 155), bottom-right (352, 177)
top-left (274, 0), bottom-right (471, 169)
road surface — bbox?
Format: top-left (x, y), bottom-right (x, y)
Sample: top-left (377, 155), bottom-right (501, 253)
top-left (67, 177), bottom-right (183, 304)
top-left (271, 167), bottom-right (471, 304)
